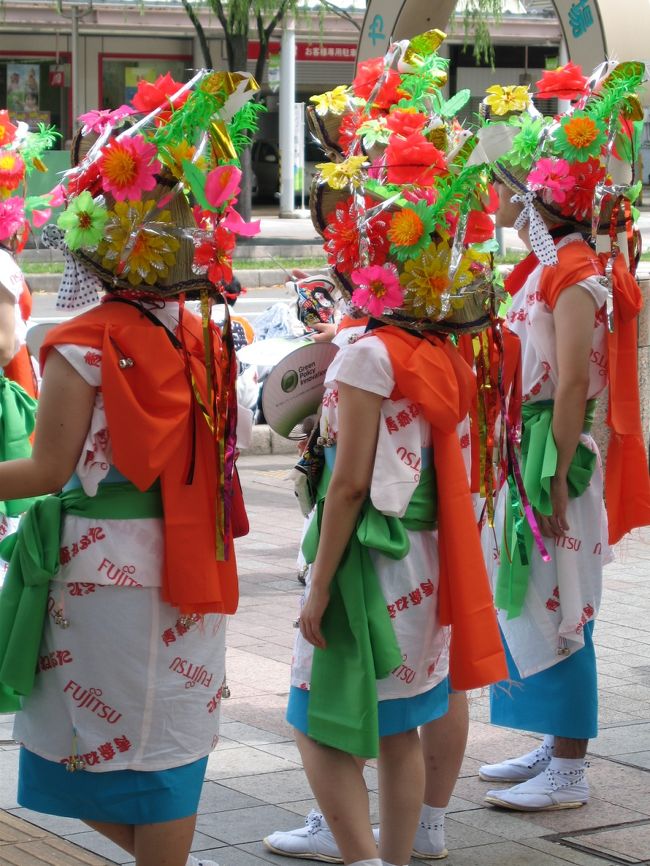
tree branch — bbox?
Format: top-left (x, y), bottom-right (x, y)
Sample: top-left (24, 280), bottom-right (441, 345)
top-left (263, 0), bottom-right (291, 42)
top-left (181, 0), bottom-right (213, 68)
top-left (317, 0), bottom-right (361, 31)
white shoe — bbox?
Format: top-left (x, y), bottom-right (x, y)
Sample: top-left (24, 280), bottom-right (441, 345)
top-left (187, 857), bottom-right (219, 866)
top-left (263, 810), bottom-right (344, 862)
top-left (412, 816), bottom-right (448, 860)
top-left (484, 766), bottom-right (589, 811)
top-left (478, 742), bottom-right (553, 782)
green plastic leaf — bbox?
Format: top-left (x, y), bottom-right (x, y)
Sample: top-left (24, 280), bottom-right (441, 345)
top-left (472, 238), bottom-right (500, 253)
top-left (439, 89), bottom-right (471, 118)
top-left (628, 180), bottom-right (642, 203)
top-left (182, 158), bottom-right (211, 210)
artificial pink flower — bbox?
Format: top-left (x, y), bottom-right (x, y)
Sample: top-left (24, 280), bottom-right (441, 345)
top-left (0, 196), bottom-right (25, 241)
top-left (205, 164), bottom-right (242, 209)
top-left (222, 207), bottom-right (260, 237)
top-left (78, 105), bottom-right (136, 135)
top-left (527, 157), bottom-right (574, 205)
top-left (98, 135), bottom-right (160, 201)
top-left (350, 263), bottom-right (403, 316)
top-left (31, 208), bottom-right (51, 228)
top-left (48, 184), bottom-right (67, 208)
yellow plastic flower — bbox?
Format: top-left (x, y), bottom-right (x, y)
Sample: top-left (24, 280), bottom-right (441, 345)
top-left (484, 85), bottom-right (530, 116)
top-left (310, 85), bottom-right (350, 116)
top-left (400, 241), bottom-right (451, 317)
top-left (317, 155), bottom-right (368, 190)
top-left (98, 200), bottom-right (180, 286)
top-left (160, 141), bottom-right (205, 180)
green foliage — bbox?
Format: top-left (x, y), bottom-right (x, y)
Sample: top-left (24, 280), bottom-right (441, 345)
top-left (228, 101), bottom-right (266, 153)
top-left (459, 0), bottom-right (503, 67)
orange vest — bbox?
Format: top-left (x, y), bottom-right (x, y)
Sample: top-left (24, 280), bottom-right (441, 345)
top-left (4, 281), bottom-right (37, 399)
top-left (373, 327), bottom-right (508, 691)
top-left (41, 301), bottom-right (239, 615)
top-left (539, 241), bottom-right (650, 544)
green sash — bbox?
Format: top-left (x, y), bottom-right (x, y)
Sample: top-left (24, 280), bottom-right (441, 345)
top-left (303, 453), bottom-right (437, 758)
top-left (495, 400), bottom-right (597, 619)
top-left (0, 376), bottom-right (39, 516)
top-left (0, 481), bottom-right (162, 713)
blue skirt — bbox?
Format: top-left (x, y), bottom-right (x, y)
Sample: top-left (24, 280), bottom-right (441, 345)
top-left (490, 621), bottom-right (597, 740)
top-left (18, 748), bottom-right (208, 824)
top-left (287, 678), bottom-right (449, 740)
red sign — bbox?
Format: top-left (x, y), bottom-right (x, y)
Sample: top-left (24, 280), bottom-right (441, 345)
top-left (49, 69), bottom-right (65, 87)
top-left (247, 41), bottom-right (356, 62)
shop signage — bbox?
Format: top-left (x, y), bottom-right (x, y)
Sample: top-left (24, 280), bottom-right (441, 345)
top-left (49, 68), bottom-right (65, 87)
top-left (248, 41), bottom-right (356, 62)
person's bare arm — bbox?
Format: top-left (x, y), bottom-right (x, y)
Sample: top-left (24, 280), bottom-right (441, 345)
top-left (0, 286), bottom-right (17, 368)
top-left (299, 382), bottom-right (382, 648)
top-left (0, 349), bottom-right (96, 500)
top-left (541, 284), bottom-right (598, 538)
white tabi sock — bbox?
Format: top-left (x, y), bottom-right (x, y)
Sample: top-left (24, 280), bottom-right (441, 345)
top-left (542, 734), bottom-right (555, 751)
top-left (549, 756), bottom-right (586, 772)
top-left (348, 859), bottom-right (382, 866)
top-left (420, 804), bottom-right (446, 825)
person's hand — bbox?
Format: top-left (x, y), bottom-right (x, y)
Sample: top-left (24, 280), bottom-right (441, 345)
top-left (309, 322), bottom-right (336, 343)
top-left (291, 268), bottom-right (309, 280)
top-left (549, 473), bottom-right (570, 537)
top-left (299, 583), bottom-right (330, 649)
top-left (534, 475), bottom-right (570, 539)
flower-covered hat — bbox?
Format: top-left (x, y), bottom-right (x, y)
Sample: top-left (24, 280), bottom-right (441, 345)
top-left (0, 110), bottom-right (58, 249)
top-left (307, 31), bottom-right (499, 333)
top-left (478, 61), bottom-right (649, 265)
top-left (49, 70), bottom-right (262, 308)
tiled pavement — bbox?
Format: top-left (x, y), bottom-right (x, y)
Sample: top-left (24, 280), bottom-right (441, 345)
top-left (1, 453), bottom-right (650, 866)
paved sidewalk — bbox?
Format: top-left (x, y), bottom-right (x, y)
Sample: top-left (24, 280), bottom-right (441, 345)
top-left (1, 453), bottom-right (650, 865)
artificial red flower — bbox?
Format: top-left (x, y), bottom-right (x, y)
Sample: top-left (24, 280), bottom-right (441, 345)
top-left (535, 62), bottom-right (588, 102)
top-left (338, 107), bottom-right (385, 152)
top-left (131, 73), bottom-right (189, 119)
top-left (351, 58), bottom-right (404, 110)
top-left (0, 151), bottom-right (25, 193)
top-left (464, 210), bottom-right (495, 244)
top-left (323, 195), bottom-right (390, 273)
top-left (194, 225), bottom-right (236, 285)
top-left (560, 157), bottom-right (605, 220)
top-left (67, 161), bottom-right (102, 198)
top-left (385, 132), bottom-right (447, 186)
top-left (0, 111), bottom-right (17, 147)
top-left (481, 183), bottom-right (499, 214)
top-left (385, 109), bottom-right (428, 137)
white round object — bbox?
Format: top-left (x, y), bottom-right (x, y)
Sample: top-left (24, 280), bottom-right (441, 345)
top-left (262, 341), bottom-right (339, 439)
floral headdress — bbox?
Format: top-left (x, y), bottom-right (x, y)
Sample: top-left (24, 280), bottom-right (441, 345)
top-left (477, 61), bottom-right (649, 265)
top-left (0, 110), bottom-right (58, 250)
top-left (49, 70), bottom-right (262, 309)
top-left (308, 31), bottom-right (499, 332)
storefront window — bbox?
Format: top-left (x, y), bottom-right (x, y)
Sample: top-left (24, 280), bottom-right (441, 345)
top-left (0, 54), bottom-right (70, 143)
top-left (100, 56), bottom-right (191, 109)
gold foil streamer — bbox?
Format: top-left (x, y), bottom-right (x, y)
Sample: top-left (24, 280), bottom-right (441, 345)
top-left (210, 119), bottom-right (238, 162)
top-left (404, 30), bottom-right (446, 65)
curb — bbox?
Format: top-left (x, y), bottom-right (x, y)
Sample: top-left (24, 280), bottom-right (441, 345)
top-left (248, 424), bottom-right (297, 456)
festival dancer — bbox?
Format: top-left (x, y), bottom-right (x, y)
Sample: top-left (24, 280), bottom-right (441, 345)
top-left (265, 32), bottom-right (508, 866)
top-left (0, 70), bottom-right (260, 866)
top-left (475, 61), bottom-right (650, 810)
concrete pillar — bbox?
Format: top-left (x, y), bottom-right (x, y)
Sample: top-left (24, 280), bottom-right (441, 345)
top-left (279, 17), bottom-right (296, 217)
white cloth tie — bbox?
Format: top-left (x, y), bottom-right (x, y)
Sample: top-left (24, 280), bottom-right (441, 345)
top-left (511, 191), bottom-right (558, 266)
